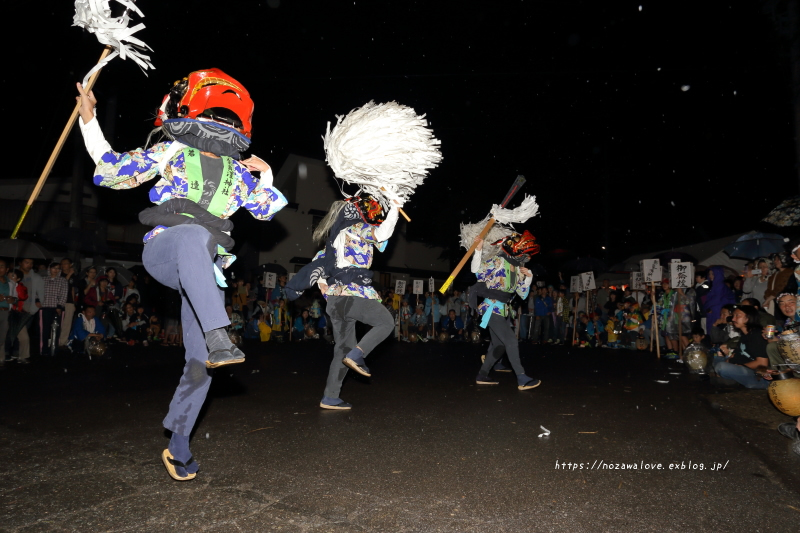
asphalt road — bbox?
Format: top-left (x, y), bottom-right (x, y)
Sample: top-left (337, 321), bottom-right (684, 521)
top-left (2, 337), bottom-right (800, 532)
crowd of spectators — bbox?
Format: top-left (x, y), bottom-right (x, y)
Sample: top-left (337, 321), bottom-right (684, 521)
top-left (0, 257), bottom-right (173, 367)
top-left (2, 250), bottom-right (798, 454)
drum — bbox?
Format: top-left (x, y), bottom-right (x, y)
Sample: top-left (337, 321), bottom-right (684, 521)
top-left (438, 332), bottom-right (449, 342)
top-left (777, 330), bottom-right (800, 366)
top-left (768, 371), bottom-right (800, 416)
top-left (683, 343), bottom-right (708, 374)
top-left (470, 331), bottom-right (481, 343)
top-left (408, 333), bottom-right (418, 343)
top-left (305, 326), bottom-right (317, 339)
top-left (85, 337), bottom-right (107, 357)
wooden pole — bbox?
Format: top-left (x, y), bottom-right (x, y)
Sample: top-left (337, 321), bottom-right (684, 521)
top-left (653, 280), bottom-right (660, 359)
top-left (11, 47), bottom-right (113, 239)
top-left (677, 289), bottom-right (683, 360)
top-left (439, 175), bottom-right (526, 294)
top-left (439, 216), bottom-right (496, 294)
top-left (572, 293), bottom-right (578, 346)
top-left (650, 293), bottom-right (656, 352)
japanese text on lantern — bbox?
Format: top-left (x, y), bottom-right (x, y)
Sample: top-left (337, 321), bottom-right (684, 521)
top-left (570, 275), bottom-right (583, 293)
top-left (581, 271), bottom-right (596, 291)
top-left (640, 259), bottom-right (662, 283)
top-left (670, 262), bottom-right (693, 289)
top-left (395, 279), bottom-right (406, 295)
top-left (413, 280), bottom-right (424, 295)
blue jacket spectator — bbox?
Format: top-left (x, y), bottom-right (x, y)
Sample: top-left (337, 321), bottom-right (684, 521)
top-left (440, 310), bottom-right (464, 334)
top-left (441, 309), bottom-right (464, 331)
top-left (533, 292), bottom-right (553, 316)
top-left (294, 310), bottom-right (317, 335)
top-left (69, 306), bottom-right (107, 342)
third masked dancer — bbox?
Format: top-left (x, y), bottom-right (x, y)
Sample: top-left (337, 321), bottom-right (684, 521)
top-left (472, 231), bottom-right (542, 390)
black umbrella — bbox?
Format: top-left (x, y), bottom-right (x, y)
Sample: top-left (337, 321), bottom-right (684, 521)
top-left (722, 232), bottom-right (785, 260)
top-left (762, 196), bottom-right (800, 227)
top-left (528, 263), bottom-right (547, 276)
top-left (41, 227), bottom-right (109, 254)
top-left (129, 264), bottom-right (148, 278)
top-left (83, 263), bottom-right (134, 286)
top-left (0, 238), bottom-right (51, 261)
top-left (653, 251), bottom-right (698, 264)
top-left (562, 257), bottom-right (606, 273)
top-left (607, 260), bottom-right (641, 273)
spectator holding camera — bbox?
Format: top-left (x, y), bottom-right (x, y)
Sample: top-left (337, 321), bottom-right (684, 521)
top-left (743, 258), bottom-right (771, 307)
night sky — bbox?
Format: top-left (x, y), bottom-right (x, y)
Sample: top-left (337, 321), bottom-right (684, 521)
top-left (9, 1), bottom-right (797, 275)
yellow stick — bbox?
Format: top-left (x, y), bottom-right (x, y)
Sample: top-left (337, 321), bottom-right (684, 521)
top-left (439, 217), bottom-right (496, 294)
top-left (11, 47), bottom-right (113, 239)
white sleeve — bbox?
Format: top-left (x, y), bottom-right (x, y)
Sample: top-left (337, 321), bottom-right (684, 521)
top-left (470, 250), bottom-right (483, 273)
top-left (332, 231), bottom-right (349, 269)
top-left (373, 206), bottom-right (399, 242)
top-left (250, 155), bottom-right (274, 187)
top-left (78, 115), bottom-right (112, 164)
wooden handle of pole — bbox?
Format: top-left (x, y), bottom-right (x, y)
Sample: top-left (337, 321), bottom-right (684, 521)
top-left (652, 280), bottom-right (660, 359)
top-left (10, 47), bottom-right (113, 239)
top-left (439, 217), bottom-right (496, 294)
top-left (572, 294), bottom-right (578, 345)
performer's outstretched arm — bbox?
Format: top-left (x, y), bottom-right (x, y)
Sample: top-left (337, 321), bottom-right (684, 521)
top-left (515, 268), bottom-right (533, 299)
top-left (238, 158), bottom-right (288, 221)
top-left (470, 237), bottom-right (485, 273)
top-left (76, 83), bottom-right (172, 190)
top-left (372, 205), bottom-right (400, 243)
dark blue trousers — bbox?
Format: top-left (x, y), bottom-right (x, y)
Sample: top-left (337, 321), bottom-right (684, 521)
top-left (143, 225), bottom-right (230, 436)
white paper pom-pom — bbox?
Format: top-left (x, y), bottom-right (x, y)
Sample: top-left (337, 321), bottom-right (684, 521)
top-left (490, 195), bottom-right (539, 225)
top-left (460, 217), bottom-right (513, 260)
top-left (74, 0), bottom-right (154, 86)
top-left (323, 101), bottom-right (442, 205)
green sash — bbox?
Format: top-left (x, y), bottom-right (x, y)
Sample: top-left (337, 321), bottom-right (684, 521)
top-left (184, 148), bottom-right (236, 218)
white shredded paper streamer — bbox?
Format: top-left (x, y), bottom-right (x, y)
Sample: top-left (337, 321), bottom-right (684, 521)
top-left (323, 101), bottom-right (442, 206)
top-left (538, 425), bottom-right (550, 438)
top-left (459, 217), bottom-right (513, 260)
top-left (490, 195), bottom-right (539, 225)
top-left (74, 0), bottom-right (154, 86)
